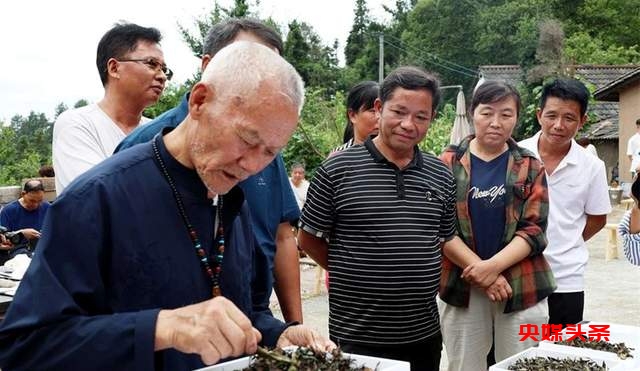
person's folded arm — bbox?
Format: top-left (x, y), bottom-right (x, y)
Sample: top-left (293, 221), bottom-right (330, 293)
top-left (513, 161), bottom-right (549, 256)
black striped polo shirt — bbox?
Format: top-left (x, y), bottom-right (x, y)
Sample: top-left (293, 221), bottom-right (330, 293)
top-left (300, 138), bottom-right (457, 345)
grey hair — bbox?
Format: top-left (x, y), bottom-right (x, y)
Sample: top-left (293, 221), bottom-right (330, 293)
top-left (200, 41), bottom-right (305, 113)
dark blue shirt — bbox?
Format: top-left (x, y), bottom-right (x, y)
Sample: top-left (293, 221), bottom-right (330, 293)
top-left (469, 152), bottom-right (509, 260)
top-left (0, 199), bottom-right (50, 232)
top-left (116, 93), bottom-right (300, 287)
top-left (0, 136), bottom-right (287, 371)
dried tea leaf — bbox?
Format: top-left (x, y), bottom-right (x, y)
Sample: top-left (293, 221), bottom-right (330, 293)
top-left (508, 356), bottom-right (608, 370)
top-left (556, 337), bottom-right (634, 360)
top-left (242, 346), bottom-right (375, 371)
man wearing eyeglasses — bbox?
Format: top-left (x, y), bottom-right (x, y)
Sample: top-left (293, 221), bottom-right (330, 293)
top-left (52, 22), bottom-right (170, 194)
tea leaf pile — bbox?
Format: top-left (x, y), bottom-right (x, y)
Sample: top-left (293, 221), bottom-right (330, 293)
top-left (242, 347), bottom-right (375, 371)
top-left (508, 356), bottom-right (607, 370)
top-left (556, 338), bottom-right (634, 360)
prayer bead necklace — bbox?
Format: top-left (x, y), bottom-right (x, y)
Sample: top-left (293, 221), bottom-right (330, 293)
top-left (152, 140), bottom-right (224, 297)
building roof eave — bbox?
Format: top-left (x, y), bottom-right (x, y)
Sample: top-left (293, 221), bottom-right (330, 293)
top-left (594, 67), bottom-right (640, 102)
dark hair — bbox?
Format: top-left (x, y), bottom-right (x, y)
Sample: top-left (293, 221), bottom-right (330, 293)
top-left (470, 80), bottom-right (521, 117)
top-left (342, 122), bottom-right (354, 144)
top-left (291, 162), bottom-right (305, 171)
top-left (343, 81), bottom-right (379, 143)
top-left (23, 180), bottom-right (44, 193)
top-left (346, 81), bottom-right (379, 119)
top-left (38, 165), bottom-right (55, 177)
top-left (636, 118), bottom-right (640, 126)
top-left (96, 22), bottom-right (162, 87)
top-left (203, 18), bottom-right (283, 57)
top-left (539, 78), bottom-right (590, 116)
top-left (379, 66), bottom-right (440, 111)
top-left (633, 176), bottom-right (640, 202)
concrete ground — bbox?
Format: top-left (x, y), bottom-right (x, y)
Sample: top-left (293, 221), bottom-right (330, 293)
top-left (269, 202), bottom-right (640, 370)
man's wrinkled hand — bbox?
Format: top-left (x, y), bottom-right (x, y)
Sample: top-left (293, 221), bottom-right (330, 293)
top-left (154, 296), bottom-right (261, 365)
top-left (276, 325), bottom-right (336, 352)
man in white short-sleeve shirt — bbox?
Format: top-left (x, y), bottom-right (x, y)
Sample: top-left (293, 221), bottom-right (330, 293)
top-left (519, 78), bottom-right (611, 327)
top-left (53, 22), bottom-right (169, 193)
top-left (626, 119), bottom-right (640, 178)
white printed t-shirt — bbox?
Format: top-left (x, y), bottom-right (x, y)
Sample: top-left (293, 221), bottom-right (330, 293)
top-left (519, 131), bottom-right (611, 292)
top-left (52, 103), bottom-right (148, 193)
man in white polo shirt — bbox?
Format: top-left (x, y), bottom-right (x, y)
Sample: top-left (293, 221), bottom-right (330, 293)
top-left (519, 78), bottom-right (611, 327)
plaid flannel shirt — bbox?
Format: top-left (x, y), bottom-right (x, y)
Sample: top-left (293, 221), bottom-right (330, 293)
top-left (439, 136), bottom-right (556, 313)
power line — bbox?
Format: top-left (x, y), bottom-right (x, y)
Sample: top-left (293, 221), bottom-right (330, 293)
top-left (382, 38), bottom-right (478, 78)
top-left (383, 33), bottom-right (478, 75)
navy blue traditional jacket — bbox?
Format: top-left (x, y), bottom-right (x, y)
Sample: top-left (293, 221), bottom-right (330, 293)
top-left (0, 135), bottom-right (287, 371)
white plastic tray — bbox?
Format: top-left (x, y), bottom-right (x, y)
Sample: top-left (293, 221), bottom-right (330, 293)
top-left (489, 347), bottom-right (621, 371)
top-left (539, 322), bottom-right (640, 370)
top-left (195, 350), bottom-right (410, 371)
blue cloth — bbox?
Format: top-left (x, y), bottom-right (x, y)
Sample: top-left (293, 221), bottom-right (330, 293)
top-left (115, 93), bottom-right (300, 289)
top-left (0, 199), bottom-right (50, 232)
top-left (468, 152), bottom-right (509, 260)
top-left (0, 135), bottom-right (287, 371)
top-left (114, 94), bottom-right (190, 153)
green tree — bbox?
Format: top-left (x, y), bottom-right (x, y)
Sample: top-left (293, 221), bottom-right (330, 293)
top-left (74, 99), bottom-right (89, 108)
top-left (419, 103), bottom-right (455, 156)
top-left (177, 0), bottom-right (259, 58)
top-left (345, 0), bottom-right (371, 66)
top-left (474, 0), bottom-right (554, 68)
top-left (54, 102), bottom-right (68, 119)
top-left (564, 32), bottom-right (640, 64)
top-left (0, 112), bottom-right (53, 185)
top-left (282, 88), bottom-right (345, 175)
top-left (568, 0), bottom-right (640, 48)
top-left (283, 21), bottom-right (341, 95)
top-left (402, 0), bottom-right (479, 89)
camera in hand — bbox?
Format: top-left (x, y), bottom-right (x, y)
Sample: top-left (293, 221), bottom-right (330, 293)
top-left (0, 226), bottom-right (27, 246)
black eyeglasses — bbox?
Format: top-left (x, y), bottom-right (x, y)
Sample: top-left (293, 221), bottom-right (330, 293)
top-left (116, 58), bottom-right (173, 80)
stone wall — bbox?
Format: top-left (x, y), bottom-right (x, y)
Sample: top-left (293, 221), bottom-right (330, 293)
top-left (0, 186), bottom-right (21, 208)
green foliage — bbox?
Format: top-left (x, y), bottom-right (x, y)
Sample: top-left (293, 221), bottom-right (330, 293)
top-left (177, 0), bottom-right (260, 58)
top-left (474, 0), bottom-right (550, 67)
top-left (282, 89), bottom-right (345, 176)
top-left (344, 0), bottom-right (371, 66)
top-left (402, 0), bottom-right (477, 88)
top-left (569, 0), bottom-right (640, 48)
top-left (143, 83), bottom-right (191, 119)
top-left (516, 84), bottom-right (543, 141)
top-left (54, 103), bottom-right (68, 119)
top-left (0, 112), bottom-right (53, 185)
top-left (564, 32), bottom-right (640, 64)
top-left (283, 21), bottom-right (341, 96)
top-left (418, 103), bottom-right (455, 156)
top-left (73, 99), bottom-right (89, 108)
top-left (4, 0), bottom-right (640, 186)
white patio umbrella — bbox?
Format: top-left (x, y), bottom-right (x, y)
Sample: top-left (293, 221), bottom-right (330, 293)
top-left (449, 89), bottom-right (473, 145)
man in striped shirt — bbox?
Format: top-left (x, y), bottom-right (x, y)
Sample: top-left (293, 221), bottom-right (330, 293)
top-left (298, 66), bottom-right (457, 371)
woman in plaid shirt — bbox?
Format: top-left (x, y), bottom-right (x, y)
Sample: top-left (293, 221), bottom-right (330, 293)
top-left (437, 81), bottom-right (556, 371)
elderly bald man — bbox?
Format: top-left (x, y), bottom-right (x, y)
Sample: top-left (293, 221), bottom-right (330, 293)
top-left (0, 41), bottom-right (332, 371)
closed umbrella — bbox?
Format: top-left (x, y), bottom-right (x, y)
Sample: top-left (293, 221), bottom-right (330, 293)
top-left (449, 89), bottom-right (472, 145)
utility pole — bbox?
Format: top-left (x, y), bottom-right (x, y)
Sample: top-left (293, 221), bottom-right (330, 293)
top-left (378, 33), bottom-right (384, 84)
